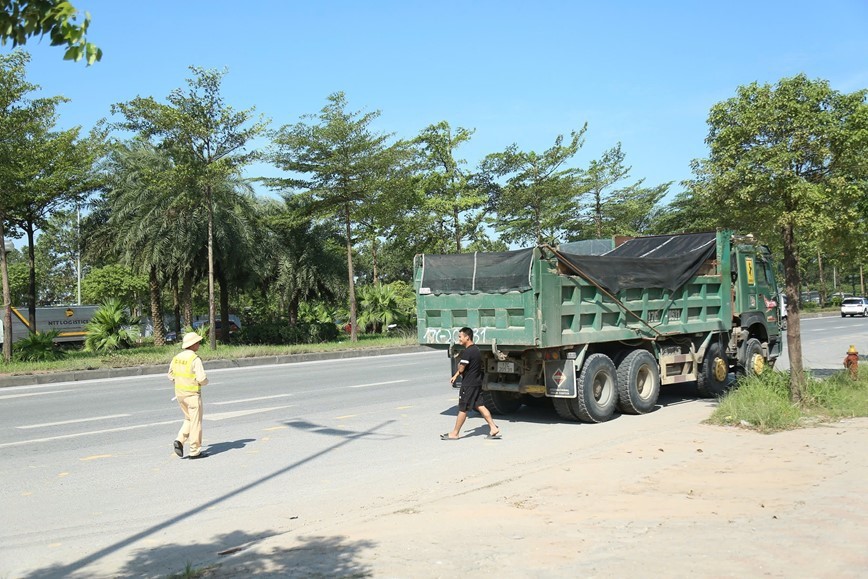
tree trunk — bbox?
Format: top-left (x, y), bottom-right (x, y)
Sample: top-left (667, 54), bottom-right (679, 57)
top-left (782, 223), bottom-right (806, 404)
top-left (1, 215), bottom-right (13, 362)
top-left (206, 184), bottom-right (217, 350)
top-left (171, 273), bottom-right (181, 334)
top-left (453, 206), bottom-right (461, 253)
top-left (289, 295), bottom-right (299, 327)
top-left (182, 269), bottom-right (193, 329)
top-left (861, 265), bottom-right (865, 296)
top-left (345, 204), bottom-right (357, 342)
top-left (218, 264), bottom-right (229, 343)
top-left (149, 265), bottom-right (165, 346)
top-left (594, 191), bottom-right (603, 238)
top-left (371, 236), bottom-right (379, 285)
top-left (26, 221), bottom-right (36, 332)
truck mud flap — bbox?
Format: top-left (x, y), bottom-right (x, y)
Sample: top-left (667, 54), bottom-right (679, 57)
top-left (545, 358), bottom-right (577, 398)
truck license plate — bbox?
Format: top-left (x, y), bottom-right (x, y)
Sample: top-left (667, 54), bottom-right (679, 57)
top-left (496, 361), bottom-right (516, 374)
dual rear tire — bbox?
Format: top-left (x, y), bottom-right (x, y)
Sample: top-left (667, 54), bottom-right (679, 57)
top-left (553, 351), bottom-right (660, 423)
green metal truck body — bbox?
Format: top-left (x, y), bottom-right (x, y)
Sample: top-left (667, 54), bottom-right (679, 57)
top-left (414, 230), bottom-right (783, 422)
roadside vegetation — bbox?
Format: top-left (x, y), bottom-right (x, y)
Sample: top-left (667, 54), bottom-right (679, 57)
top-left (708, 369), bottom-right (868, 433)
top-left (1, 333), bottom-right (417, 376)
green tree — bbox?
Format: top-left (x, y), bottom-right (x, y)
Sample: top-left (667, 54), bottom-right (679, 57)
top-left (264, 198), bottom-right (346, 326)
top-left (482, 127), bottom-right (587, 246)
top-left (112, 66), bottom-right (267, 349)
top-left (570, 143), bottom-right (669, 239)
top-left (691, 74), bottom-right (868, 403)
top-left (414, 121), bottom-right (486, 253)
top-left (267, 91), bottom-right (402, 342)
top-left (81, 264), bottom-right (148, 309)
top-left (0, 50), bottom-right (84, 361)
top-left (0, 0), bottom-right (101, 64)
top-left (7, 117), bottom-right (103, 329)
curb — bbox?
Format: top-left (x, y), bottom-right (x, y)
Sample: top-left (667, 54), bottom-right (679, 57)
top-left (0, 345), bottom-right (435, 389)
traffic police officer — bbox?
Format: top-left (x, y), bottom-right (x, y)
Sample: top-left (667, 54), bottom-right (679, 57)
top-left (169, 332), bottom-right (209, 458)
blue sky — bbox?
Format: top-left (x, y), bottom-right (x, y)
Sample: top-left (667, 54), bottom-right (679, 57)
top-left (12, 0), bottom-right (868, 202)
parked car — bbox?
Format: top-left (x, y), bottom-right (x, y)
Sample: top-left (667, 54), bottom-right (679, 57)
top-left (840, 297), bottom-right (868, 317)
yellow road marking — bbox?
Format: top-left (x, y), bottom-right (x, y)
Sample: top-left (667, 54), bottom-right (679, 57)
top-left (264, 425), bottom-right (287, 431)
top-left (80, 454), bottom-right (112, 461)
top-left (396, 405), bottom-right (414, 410)
top-left (21, 491), bottom-right (32, 496)
top-left (48, 543), bottom-right (62, 548)
top-left (58, 472), bottom-right (69, 477)
top-left (335, 414), bottom-right (357, 420)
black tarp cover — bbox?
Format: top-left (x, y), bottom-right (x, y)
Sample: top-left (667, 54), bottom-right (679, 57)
top-left (419, 248), bottom-right (535, 294)
top-left (556, 232), bottom-right (717, 294)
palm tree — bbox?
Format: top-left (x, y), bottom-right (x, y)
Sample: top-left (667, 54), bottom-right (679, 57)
top-left (266, 197), bottom-right (346, 326)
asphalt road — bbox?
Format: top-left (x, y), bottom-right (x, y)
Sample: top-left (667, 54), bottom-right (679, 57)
top-left (1, 316), bottom-right (867, 578)
top-left (777, 314), bottom-right (868, 372)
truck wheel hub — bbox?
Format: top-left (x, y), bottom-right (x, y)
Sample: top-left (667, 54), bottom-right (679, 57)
top-left (713, 358), bottom-right (727, 382)
top-left (751, 355), bottom-right (765, 375)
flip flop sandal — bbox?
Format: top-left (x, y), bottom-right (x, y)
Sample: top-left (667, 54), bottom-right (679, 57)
top-left (440, 433), bottom-right (459, 440)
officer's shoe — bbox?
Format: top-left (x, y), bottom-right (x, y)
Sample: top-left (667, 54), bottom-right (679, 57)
top-left (173, 440), bottom-right (183, 457)
top-left (188, 452), bottom-right (209, 460)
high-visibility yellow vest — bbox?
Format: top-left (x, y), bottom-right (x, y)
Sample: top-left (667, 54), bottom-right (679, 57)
top-left (170, 349), bottom-right (201, 392)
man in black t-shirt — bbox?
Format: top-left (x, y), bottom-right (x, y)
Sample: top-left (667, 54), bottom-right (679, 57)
top-left (441, 327), bottom-right (501, 440)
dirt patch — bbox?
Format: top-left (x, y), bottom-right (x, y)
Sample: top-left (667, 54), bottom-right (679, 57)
top-left (213, 417), bottom-right (868, 578)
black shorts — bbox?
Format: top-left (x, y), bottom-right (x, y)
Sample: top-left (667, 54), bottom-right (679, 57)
top-left (458, 384), bottom-right (484, 412)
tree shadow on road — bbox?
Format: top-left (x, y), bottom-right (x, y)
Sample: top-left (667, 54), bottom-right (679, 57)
top-left (21, 421), bottom-right (393, 578)
top-left (25, 530), bottom-right (375, 578)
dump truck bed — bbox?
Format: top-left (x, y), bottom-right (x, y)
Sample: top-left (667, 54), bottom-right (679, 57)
top-left (415, 231), bottom-right (732, 350)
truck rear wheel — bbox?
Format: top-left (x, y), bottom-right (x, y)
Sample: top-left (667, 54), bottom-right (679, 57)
top-left (616, 349), bottom-right (660, 414)
top-left (481, 390), bottom-right (523, 415)
top-left (697, 341), bottom-right (730, 397)
top-left (571, 353), bottom-right (618, 423)
top-left (552, 398), bottom-right (577, 420)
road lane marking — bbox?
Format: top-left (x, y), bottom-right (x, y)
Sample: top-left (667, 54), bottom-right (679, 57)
top-left (335, 414), bottom-right (357, 420)
top-left (396, 405), bottom-right (414, 410)
top-left (204, 405), bottom-right (294, 421)
top-left (0, 390), bottom-right (68, 400)
top-left (80, 454), bottom-right (112, 461)
top-left (348, 379), bottom-right (408, 388)
top-left (264, 425), bottom-right (288, 431)
top-left (17, 414), bottom-right (131, 429)
top-left (0, 420), bottom-right (177, 449)
top-left (211, 394), bottom-right (293, 405)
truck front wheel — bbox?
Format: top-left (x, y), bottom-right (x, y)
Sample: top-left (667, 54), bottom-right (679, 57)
top-left (742, 338), bottom-right (766, 378)
top-left (572, 353), bottom-right (618, 423)
top-left (481, 390), bottom-right (523, 415)
top-left (697, 341), bottom-right (731, 397)
top-left (616, 349), bottom-right (661, 414)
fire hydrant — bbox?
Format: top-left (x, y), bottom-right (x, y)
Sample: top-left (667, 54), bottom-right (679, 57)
top-left (843, 345), bottom-right (859, 381)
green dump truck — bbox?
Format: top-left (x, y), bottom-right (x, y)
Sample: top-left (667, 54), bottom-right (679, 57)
top-left (414, 230), bottom-right (783, 423)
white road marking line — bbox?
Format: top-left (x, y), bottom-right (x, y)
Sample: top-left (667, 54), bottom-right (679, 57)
top-left (0, 390), bottom-right (69, 400)
top-left (204, 405), bottom-right (295, 421)
top-left (211, 394), bottom-right (293, 405)
top-left (17, 414), bottom-right (131, 429)
top-left (0, 420), bottom-right (178, 449)
top-left (348, 379), bottom-right (408, 388)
